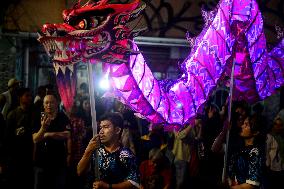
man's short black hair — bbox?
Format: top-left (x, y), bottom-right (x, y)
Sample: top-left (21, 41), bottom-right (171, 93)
top-left (99, 112), bottom-right (124, 129)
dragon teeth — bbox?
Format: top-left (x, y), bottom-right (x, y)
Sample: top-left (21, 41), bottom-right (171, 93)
top-left (62, 50), bottom-right (68, 59)
top-left (55, 41), bottom-right (64, 51)
top-left (46, 31), bottom-right (51, 36)
top-left (43, 42), bottom-right (50, 56)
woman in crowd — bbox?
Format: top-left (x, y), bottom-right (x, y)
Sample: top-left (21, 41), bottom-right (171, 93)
top-left (265, 110), bottom-right (284, 189)
top-left (228, 114), bottom-right (265, 189)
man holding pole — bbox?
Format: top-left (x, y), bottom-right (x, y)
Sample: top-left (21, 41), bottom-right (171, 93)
top-left (77, 112), bottom-right (140, 189)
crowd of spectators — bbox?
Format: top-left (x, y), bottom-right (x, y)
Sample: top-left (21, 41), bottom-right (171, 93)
top-left (0, 78), bottom-right (284, 189)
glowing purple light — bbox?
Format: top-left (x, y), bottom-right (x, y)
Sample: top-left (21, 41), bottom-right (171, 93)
top-left (105, 0), bottom-right (284, 129)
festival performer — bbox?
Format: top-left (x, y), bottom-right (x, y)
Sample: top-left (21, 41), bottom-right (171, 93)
top-left (77, 112), bottom-right (140, 189)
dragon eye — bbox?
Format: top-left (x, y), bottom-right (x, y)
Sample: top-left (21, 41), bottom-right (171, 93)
top-left (90, 18), bottom-right (99, 28)
top-left (78, 19), bottom-right (87, 29)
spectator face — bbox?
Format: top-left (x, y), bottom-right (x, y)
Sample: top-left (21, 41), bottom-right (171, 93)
top-left (115, 102), bottom-right (126, 113)
top-left (78, 89), bottom-right (85, 96)
top-left (99, 120), bottom-right (121, 145)
top-left (20, 91), bottom-right (32, 106)
top-left (43, 95), bottom-right (58, 114)
top-left (240, 117), bottom-right (253, 138)
top-left (237, 115), bottom-right (245, 128)
top-left (82, 99), bottom-right (90, 112)
top-left (272, 118), bottom-right (284, 134)
top-left (78, 88), bottom-right (88, 97)
top-left (236, 107), bottom-right (247, 117)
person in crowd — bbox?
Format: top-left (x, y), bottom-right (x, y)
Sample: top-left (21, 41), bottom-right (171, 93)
top-left (199, 103), bottom-right (224, 188)
top-left (66, 103), bottom-right (88, 189)
top-left (32, 94), bottom-right (71, 189)
top-left (252, 102), bottom-right (268, 133)
top-left (78, 96), bottom-right (92, 128)
top-left (115, 101), bottom-right (140, 157)
top-left (188, 114), bottom-right (205, 186)
top-left (34, 85), bottom-right (47, 112)
top-left (0, 78), bottom-right (21, 120)
top-left (172, 123), bottom-right (196, 189)
top-left (77, 96), bottom-right (93, 146)
top-left (34, 85), bottom-right (46, 103)
top-left (78, 82), bottom-right (89, 99)
top-left (75, 83), bottom-right (90, 110)
top-left (212, 100), bottom-right (250, 153)
top-left (139, 148), bottom-right (173, 189)
top-left (211, 101), bottom-right (252, 189)
top-left (44, 84), bottom-right (56, 95)
top-left (121, 125), bottom-right (137, 155)
top-left (0, 113), bottom-right (5, 169)
top-left (228, 114), bottom-right (265, 189)
top-left (140, 123), bottom-right (159, 163)
top-left (265, 111), bottom-right (284, 189)
top-left (147, 123), bottom-right (175, 166)
top-left (4, 87), bottom-right (34, 189)
top-left (77, 112), bottom-right (140, 189)
top-left (0, 113), bottom-right (7, 188)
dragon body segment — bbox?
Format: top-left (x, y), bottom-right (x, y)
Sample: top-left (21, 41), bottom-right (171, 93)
top-left (38, 0), bottom-right (284, 130)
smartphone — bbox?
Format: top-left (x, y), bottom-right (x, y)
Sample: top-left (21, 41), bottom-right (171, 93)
top-left (41, 112), bottom-right (46, 118)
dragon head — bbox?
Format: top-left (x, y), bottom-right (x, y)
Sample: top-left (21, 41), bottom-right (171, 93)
top-left (38, 0), bottom-right (146, 65)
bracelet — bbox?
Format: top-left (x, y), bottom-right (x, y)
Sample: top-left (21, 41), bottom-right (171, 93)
top-left (109, 183), bottom-right (112, 189)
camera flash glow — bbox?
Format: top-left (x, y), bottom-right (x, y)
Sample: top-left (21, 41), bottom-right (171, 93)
top-left (99, 75), bottom-right (110, 90)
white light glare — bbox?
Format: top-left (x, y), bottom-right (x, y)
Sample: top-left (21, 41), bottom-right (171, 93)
top-left (99, 75), bottom-right (110, 90)
top-left (177, 102), bottom-right (182, 108)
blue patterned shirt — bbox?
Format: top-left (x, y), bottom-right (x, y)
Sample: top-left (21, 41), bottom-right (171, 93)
top-left (92, 146), bottom-right (140, 188)
top-left (228, 145), bottom-right (263, 187)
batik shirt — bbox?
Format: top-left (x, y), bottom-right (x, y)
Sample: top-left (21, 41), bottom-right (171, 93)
top-left (92, 146), bottom-right (140, 188)
top-left (228, 145), bottom-right (263, 187)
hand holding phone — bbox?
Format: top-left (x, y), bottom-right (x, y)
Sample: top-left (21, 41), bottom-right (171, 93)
top-left (41, 112), bottom-right (51, 129)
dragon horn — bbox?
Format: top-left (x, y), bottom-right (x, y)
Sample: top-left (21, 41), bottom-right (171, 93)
top-left (114, 2), bottom-right (146, 25)
top-left (129, 28), bottom-right (148, 39)
top-left (82, 0), bottom-right (92, 7)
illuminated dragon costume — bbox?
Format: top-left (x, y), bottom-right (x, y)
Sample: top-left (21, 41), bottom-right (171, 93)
top-left (38, 0), bottom-right (284, 130)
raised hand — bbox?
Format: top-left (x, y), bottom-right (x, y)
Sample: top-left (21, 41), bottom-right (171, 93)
top-left (85, 135), bottom-right (101, 154)
top-left (41, 113), bottom-right (51, 130)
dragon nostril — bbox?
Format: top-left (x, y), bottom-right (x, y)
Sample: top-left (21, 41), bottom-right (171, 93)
top-left (42, 23), bottom-right (57, 36)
